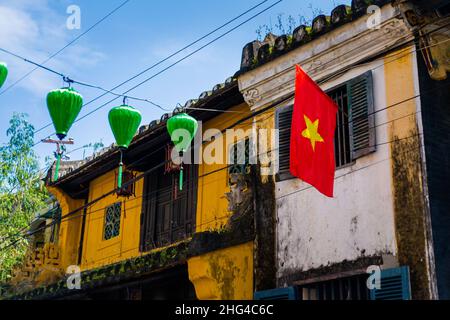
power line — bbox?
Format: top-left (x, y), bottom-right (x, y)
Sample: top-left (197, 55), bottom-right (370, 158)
top-left (1, 79), bottom-right (447, 251)
top-left (0, 47), bottom-right (167, 111)
top-left (0, 130), bottom-right (428, 252)
top-left (28, 7), bottom-right (449, 147)
top-left (30, 0), bottom-right (276, 138)
top-left (0, 0), bottom-right (131, 96)
top-left (27, 36), bottom-right (450, 195)
top-left (31, 17), bottom-right (449, 146)
top-left (277, 136), bottom-right (424, 200)
top-left (46, 77), bottom-right (450, 189)
top-left (2, 14), bottom-right (448, 250)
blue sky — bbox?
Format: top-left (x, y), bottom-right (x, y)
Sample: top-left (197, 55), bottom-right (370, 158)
top-left (0, 0), bottom-right (350, 169)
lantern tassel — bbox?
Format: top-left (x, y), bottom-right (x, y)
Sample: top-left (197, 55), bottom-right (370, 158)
top-left (179, 165), bottom-right (184, 191)
top-left (118, 149), bottom-right (124, 189)
top-left (53, 153), bottom-right (61, 182)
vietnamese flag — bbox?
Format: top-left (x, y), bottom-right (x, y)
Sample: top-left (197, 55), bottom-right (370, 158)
top-left (289, 65), bottom-right (338, 197)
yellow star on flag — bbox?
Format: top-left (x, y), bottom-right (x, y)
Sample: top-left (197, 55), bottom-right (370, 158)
top-left (301, 115), bottom-right (324, 151)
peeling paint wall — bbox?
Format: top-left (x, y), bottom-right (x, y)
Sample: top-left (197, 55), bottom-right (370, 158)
top-left (385, 47), bottom-right (432, 299)
top-left (47, 186), bottom-right (85, 271)
top-left (234, 4), bottom-right (424, 288)
top-left (416, 42), bottom-right (450, 299)
top-left (276, 60), bottom-right (399, 285)
top-left (188, 242), bottom-right (253, 300)
top-left (196, 102), bottom-right (252, 232)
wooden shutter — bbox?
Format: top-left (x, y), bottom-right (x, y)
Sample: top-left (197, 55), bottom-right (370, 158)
top-left (140, 171), bottom-right (158, 251)
top-left (276, 105), bottom-right (293, 181)
top-left (140, 151), bottom-right (197, 252)
top-left (347, 71), bottom-right (376, 159)
top-left (369, 266), bottom-right (411, 300)
top-left (254, 287), bottom-right (298, 300)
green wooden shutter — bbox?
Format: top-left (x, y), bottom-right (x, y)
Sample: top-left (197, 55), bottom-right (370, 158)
top-left (347, 71), bottom-right (376, 159)
top-left (276, 105), bottom-right (293, 181)
top-left (254, 287), bottom-right (298, 300)
top-left (369, 266), bottom-right (411, 300)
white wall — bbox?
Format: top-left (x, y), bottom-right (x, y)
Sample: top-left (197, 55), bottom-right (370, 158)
top-left (275, 61), bottom-right (398, 282)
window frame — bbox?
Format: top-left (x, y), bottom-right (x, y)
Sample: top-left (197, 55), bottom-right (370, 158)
top-left (275, 71), bottom-right (375, 182)
top-left (103, 202), bottom-right (122, 241)
top-left (139, 149), bottom-right (198, 252)
top-left (228, 137), bottom-right (252, 180)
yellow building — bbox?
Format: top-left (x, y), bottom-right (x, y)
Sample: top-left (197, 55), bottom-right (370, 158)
top-left (8, 76), bottom-right (262, 300)
top-left (5, 0), bottom-right (450, 300)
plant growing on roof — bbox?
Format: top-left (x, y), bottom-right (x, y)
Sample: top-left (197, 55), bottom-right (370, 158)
top-left (108, 102), bottom-right (142, 189)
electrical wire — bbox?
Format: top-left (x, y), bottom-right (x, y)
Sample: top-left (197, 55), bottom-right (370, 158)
top-left (33, 0), bottom-right (284, 146)
top-left (28, 0), bottom-right (277, 138)
top-left (1, 80), bottom-right (447, 251)
top-left (2, 15), bottom-right (448, 252)
top-left (30, 39), bottom-right (443, 189)
top-left (0, 0), bottom-right (131, 96)
top-left (32, 18), bottom-right (450, 146)
top-left (17, 72), bottom-right (450, 209)
top-left (0, 132), bottom-right (427, 253)
top-left (0, 47), bottom-right (167, 112)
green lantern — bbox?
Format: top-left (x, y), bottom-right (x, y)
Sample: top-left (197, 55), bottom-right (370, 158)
top-left (0, 62), bottom-right (8, 89)
top-left (47, 87), bottom-right (83, 140)
top-left (166, 113), bottom-right (198, 190)
top-left (108, 104), bottom-right (142, 189)
top-left (46, 86), bottom-right (83, 182)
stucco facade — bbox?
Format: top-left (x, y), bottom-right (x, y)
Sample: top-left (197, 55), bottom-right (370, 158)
top-left (237, 2), bottom-right (442, 299)
top-left (4, 0), bottom-right (449, 301)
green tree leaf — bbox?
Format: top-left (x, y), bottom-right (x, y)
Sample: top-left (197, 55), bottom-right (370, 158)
top-left (0, 113), bottom-right (48, 285)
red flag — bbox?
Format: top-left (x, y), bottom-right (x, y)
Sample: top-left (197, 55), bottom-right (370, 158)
top-left (289, 65), bottom-right (338, 197)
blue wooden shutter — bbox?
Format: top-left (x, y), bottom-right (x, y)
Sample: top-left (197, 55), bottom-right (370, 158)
top-left (275, 105), bottom-right (293, 181)
top-left (369, 266), bottom-right (411, 300)
top-left (254, 287), bottom-right (298, 300)
top-left (347, 71), bottom-right (376, 160)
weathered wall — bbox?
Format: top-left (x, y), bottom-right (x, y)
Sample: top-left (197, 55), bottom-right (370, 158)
top-left (196, 102), bottom-right (252, 232)
top-left (417, 43), bottom-right (450, 299)
top-left (47, 186), bottom-right (85, 271)
top-left (188, 242), bottom-right (253, 300)
top-left (252, 112), bottom-right (277, 291)
top-left (275, 60), bottom-right (398, 285)
top-left (385, 47), bottom-right (432, 299)
top-left (80, 169), bottom-right (144, 270)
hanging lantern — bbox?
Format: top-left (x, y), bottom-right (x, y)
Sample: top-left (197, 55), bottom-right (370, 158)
top-left (46, 86), bottom-right (83, 182)
top-left (47, 87), bottom-right (83, 140)
top-left (166, 113), bottom-right (198, 191)
top-left (108, 104), bottom-right (142, 189)
top-left (0, 62), bottom-right (8, 89)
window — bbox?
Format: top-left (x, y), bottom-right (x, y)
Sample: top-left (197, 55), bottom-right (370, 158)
top-left (140, 148), bottom-right (198, 251)
top-left (370, 266), bottom-right (411, 300)
top-left (254, 267), bottom-right (411, 300)
top-left (276, 71), bottom-right (375, 180)
top-left (298, 274), bottom-right (369, 300)
top-left (228, 138), bottom-right (252, 176)
top-left (104, 202), bottom-right (121, 240)
top-left (329, 85), bottom-right (351, 168)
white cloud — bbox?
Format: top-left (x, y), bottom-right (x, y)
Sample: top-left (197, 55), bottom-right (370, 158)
top-left (146, 38), bottom-right (220, 69)
top-left (0, 1), bottom-right (105, 95)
